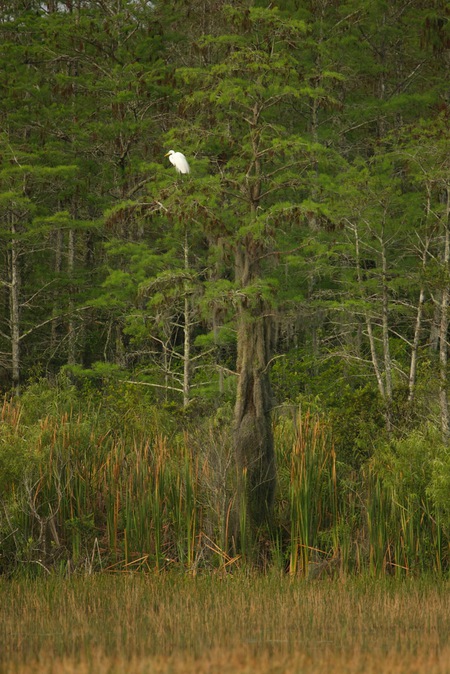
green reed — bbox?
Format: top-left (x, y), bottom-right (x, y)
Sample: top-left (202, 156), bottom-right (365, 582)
top-left (277, 410), bottom-right (339, 576)
top-left (0, 396), bottom-right (447, 576)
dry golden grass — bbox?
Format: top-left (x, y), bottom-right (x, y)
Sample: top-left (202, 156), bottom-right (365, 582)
top-left (5, 647), bottom-right (450, 674)
top-left (1, 574), bottom-right (449, 674)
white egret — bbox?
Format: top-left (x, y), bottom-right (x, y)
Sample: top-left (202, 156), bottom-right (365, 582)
top-left (165, 150), bottom-right (190, 174)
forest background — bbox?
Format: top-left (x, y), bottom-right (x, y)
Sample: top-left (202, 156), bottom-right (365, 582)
top-left (0, 0), bottom-right (449, 576)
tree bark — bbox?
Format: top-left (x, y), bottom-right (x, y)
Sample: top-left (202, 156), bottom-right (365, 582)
top-left (408, 220), bottom-right (431, 404)
top-left (67, 228), bottom-right (76, 366)
top-left (408, 285), bottom-right (425, 404)
top-left (380, 233), bottom-right (393, 429)
top-left (182, 229), bottom-right (191, 408)
top-left (233, 241), bottom-right (276, 545)
top-left (10, 213), bottom-right (21, 395)
top-left (50, 227), bottom-right (63, 352)
top-left (232, 102), bottom-right (276, 551)
top-left (439, 187), bottom-right (450, 443)
top-left (353, 222), bottom-right (385, 399)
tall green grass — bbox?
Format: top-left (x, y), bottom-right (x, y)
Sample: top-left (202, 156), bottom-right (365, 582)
top-left (276, 411), bottom-right (338, 576)
top-left (0, 390), bottom-right (448, 575)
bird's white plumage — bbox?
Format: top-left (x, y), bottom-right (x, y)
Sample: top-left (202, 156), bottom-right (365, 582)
top-left (165, 150), bottom-right (190, 174)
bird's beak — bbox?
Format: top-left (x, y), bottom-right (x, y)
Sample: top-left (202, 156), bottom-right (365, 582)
top-left (164, 152), bottom-right (170, 157)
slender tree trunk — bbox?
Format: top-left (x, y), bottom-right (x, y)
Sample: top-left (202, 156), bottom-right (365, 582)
top-left (408, 224), bottom-right (431, 403)
top-left (67, 228), bottom-right (76, 365)
top-left (10, 214), bottom-right (20, 394)
top-left (380, 234), bottom-right (393, 428)
top-left (183, 294), bottom-right (191, 407)
top-left (307, 30), bottom-right (322, 233)
top-left (439, 281), bottom-right (449, 443)
top-left (430, 298), bottom-right (441, 353)
top-left (67, 56), bottom-right (80, 368)
top-left (439, 187), bottom-right (450, 443)
top-left (163, 341), bottom-right (169, 401)
top-left (353, 223), bottom-right (385, 399)
top-left (408, 286), bottom-right (425, 403)
top-left (377, 12), bottom-right (387, 140)
top-left (212, 306), bottom-right (224, 394)
top-left (114, 323), bottom-right (126, 368)
top-left (51, 228), bottom-right (63, 352)
top-left (183, 229), bottom-right (191, 408)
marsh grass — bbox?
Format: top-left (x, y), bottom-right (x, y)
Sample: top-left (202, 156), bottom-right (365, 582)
top-left (0, 393), bottom-right (448, 575)
top-left (1, 575), bottom-right (449, 674)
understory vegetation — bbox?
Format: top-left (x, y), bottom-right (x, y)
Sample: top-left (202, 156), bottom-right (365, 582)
top-left (1, 378), bottom-right (448, 576)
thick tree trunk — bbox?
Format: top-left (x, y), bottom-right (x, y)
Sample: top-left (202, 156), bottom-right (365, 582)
top-left (233, 242), bottom-right (276, 546)
top-left (232, 102), bottom-right (276, 554)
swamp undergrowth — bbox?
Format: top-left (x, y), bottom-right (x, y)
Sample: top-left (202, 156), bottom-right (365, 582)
top-left (0, 380), bottom-right (448, 576)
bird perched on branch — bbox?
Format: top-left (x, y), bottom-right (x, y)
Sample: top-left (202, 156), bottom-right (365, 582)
top-left (165, 150), bottom-right (190, 174)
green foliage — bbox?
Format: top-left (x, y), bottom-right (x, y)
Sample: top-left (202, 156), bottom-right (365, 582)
top-left (372, 427), bottom-right (450, 538)
top-left (275, 411), bottom-right (339, 576)
top-left (0, 381), bottom-right (446, 576)
top-left (372, 428), bottom-right (439, 500)
top-left (429, 448), bottom-right (450, 536)
top-left (0, 0), bottom-right (449, 575)
top-left (328, 386), bottom-right (387, 466)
